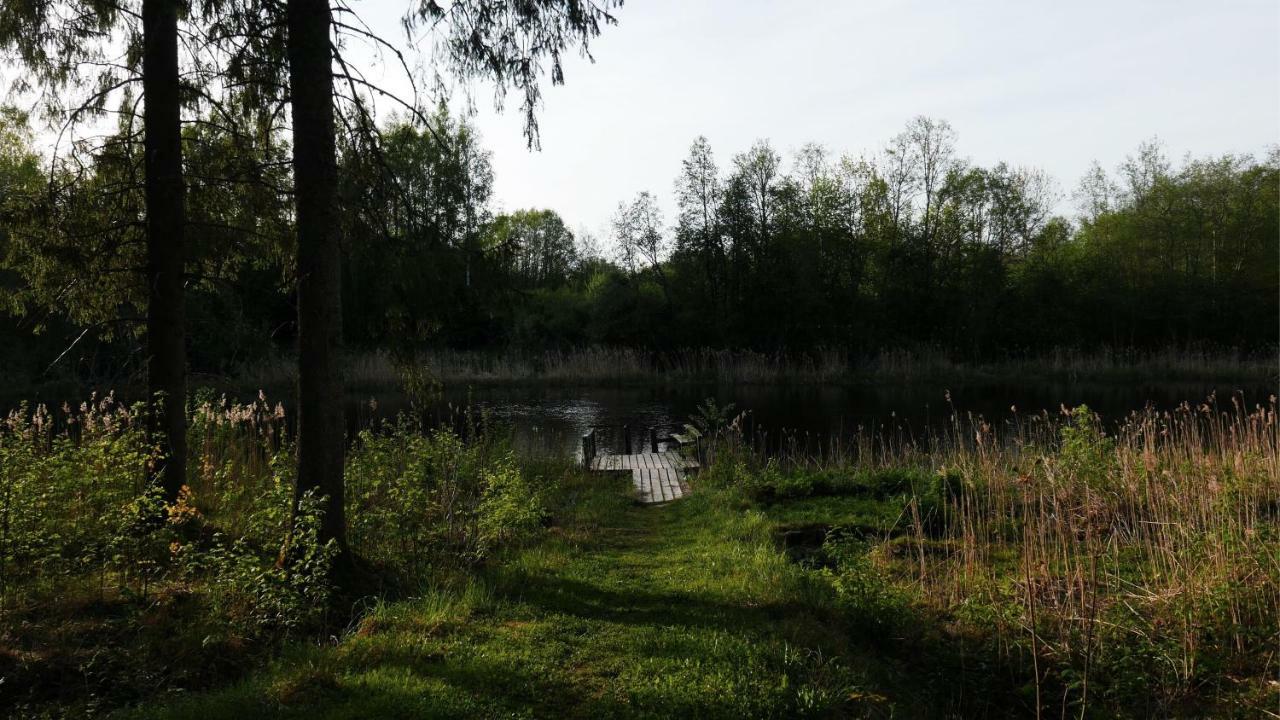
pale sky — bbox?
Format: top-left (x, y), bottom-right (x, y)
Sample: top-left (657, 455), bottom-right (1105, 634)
top-left (354, 0), bottom-right (1279, 239)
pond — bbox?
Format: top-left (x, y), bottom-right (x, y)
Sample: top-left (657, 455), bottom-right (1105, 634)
top-left (345, 379), bottom-right (1273, 460)
top-left (5, 379), bottom-right (1269, 460)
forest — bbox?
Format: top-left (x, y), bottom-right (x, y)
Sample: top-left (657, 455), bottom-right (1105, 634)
top-left (0, 0), bottom-right (1276, 718)
top-left (3, 111), bottom-right (1277, 386)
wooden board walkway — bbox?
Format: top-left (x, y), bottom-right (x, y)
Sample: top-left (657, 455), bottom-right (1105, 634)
top-left (590, 451), bottom-right (699, 504)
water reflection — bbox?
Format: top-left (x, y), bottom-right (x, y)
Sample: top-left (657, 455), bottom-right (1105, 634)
top-left (343, 380), bottom-right (1272, 460)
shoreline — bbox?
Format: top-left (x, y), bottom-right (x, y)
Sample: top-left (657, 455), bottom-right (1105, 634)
top-left (4, 346), bottom-right (1275, 415)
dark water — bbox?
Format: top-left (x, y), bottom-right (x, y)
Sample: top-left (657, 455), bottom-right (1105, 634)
top-left (5, 379), bottom-right (1269, 460)
top-left (342, 380), bottom-right (1273, 459)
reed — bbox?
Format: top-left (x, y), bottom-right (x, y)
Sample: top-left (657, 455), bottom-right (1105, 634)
top-left (232, 346), bottom-right (1277, 389)
top-left (715, 393), bottom-right (1279, 714)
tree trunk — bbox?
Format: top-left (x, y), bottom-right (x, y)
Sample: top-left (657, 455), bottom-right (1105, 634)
top-left (142, 0), bottom-right (187, 502)
top-left (287, 0), bottom-right (347, 552)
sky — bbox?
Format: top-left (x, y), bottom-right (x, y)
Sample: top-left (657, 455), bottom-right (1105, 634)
top-left (353, 0), bottom-right (1280, 240)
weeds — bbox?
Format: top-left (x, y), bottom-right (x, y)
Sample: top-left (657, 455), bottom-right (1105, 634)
top-left (1, 385), bottom-right (1274, 717)
top-left (714, 394), bottom-right (1279, 717)
top-left (0, 391), bottom-right (553, 716)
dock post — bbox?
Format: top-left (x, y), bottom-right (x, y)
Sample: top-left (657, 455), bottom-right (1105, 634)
top-left (581, 430), bottom-right (595, 467)
top-left (649, 426), bottom-right (658, 453)
top-left (623, 424), bottom-right (631, 455)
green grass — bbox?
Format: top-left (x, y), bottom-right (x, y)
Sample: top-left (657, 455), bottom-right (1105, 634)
top-left (135, 450), bottom-right (1267, 719)
top-left (122, 473), bottom-right (940, 719)
top-left (21, 397), bottom-right (1268, 718)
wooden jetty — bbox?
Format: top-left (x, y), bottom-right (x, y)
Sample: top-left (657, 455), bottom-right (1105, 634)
top-left (582, 425), bottom-right (700, 504)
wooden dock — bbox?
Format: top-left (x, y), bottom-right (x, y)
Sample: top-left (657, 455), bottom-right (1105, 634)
top-left (581, 425), bottom-right (699, 504)
top-left (590, 451), bottom-right (699, 503)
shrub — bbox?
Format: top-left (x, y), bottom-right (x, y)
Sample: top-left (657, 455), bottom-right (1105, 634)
top-left (345, 416), bottom-right (547, 579)
top-left (0, 394), bottom-right (562, 716)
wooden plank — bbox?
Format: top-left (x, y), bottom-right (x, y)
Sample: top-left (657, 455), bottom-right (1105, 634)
top-left (590, 450), bottom-right (692, 504)
top-left (655, 451), bottom-right (693, 469)
top-left (665, 469), bottom-right (682, 500)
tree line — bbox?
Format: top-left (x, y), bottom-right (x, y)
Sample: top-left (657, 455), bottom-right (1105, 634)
top-left (288, 117), bottom-right (1280, 358)
top-left (538, 124), bottom-right (1278, 355)
top-left (285, 116), bottom-right (1280, 357)
top-left (4, 112), bottom-right (1277, 380)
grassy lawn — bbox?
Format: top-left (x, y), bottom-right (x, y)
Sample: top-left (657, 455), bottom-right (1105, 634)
top-left (122, 472), bottom-right (948, 719)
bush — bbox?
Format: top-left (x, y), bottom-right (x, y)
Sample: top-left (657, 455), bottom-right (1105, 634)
top-left (345, 417), bottom-right (547, 578)
top-left (176, 489), bottom-right (336, 638)
top-left (0, 394), bottom-right (561, 716)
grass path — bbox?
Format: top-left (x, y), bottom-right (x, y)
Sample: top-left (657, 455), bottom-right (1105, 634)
top-left (127, 475), bottom-right (916, 719)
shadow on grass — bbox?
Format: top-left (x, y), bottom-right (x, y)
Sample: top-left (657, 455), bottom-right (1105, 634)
top-left (491, 567), bottom-right (833, 643)
top-left (488, 566), bottom-right (1027, 716)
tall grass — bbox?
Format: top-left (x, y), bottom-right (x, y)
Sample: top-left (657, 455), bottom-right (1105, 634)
top-left (933, 398), bottom-right (1277, 714)
top-left (711, 394), bottom-right (1280, 715)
